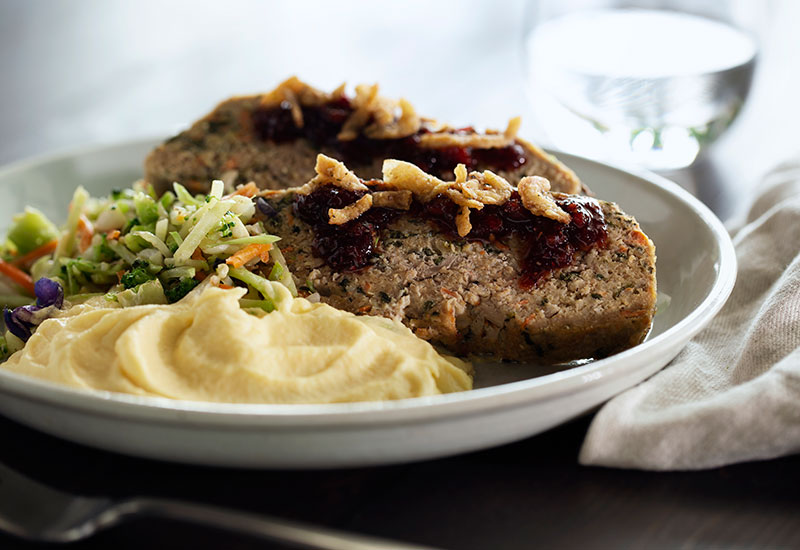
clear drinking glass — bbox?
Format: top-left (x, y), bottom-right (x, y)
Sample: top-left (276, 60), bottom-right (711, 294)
top-left (522, 0), bottom-right (762, 170)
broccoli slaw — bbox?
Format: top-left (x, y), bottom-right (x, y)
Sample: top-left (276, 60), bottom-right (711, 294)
top-left (0, 179), bottom-right (299, 359)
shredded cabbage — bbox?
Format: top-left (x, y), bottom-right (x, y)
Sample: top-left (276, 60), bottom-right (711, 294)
top-left (53, 186), bottom-right (89, 260)
top-left (130, 230), bottom-right (172, 257)
top-left (208, 180), bottom-right (225, 199)
top-left (2, 180), bottom-right (296, 324)
top-left (269, 246), bottom-right (297, 297)
top-left (173, 199), bottom-right (234, 264)
top-left (220, 235), bottom-right (280, 246)
top-left (172, 182), bottom-right (203, 208)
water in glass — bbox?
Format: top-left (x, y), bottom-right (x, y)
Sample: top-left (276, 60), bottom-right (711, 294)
top-left (525, 8), bottom-right (757, 170)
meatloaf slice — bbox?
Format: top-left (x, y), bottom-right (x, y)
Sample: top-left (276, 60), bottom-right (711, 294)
top-left (254, 155), bottom-right (656, 363)
top-left (145, 77), bottom-right (581, 196)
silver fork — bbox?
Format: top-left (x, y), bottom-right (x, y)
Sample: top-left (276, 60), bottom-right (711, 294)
top-left (0, 461), bottom-right (440, 549)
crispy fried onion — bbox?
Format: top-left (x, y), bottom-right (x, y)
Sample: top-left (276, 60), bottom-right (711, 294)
top-left (417, 117), bottom-right (521, 149)
top-left (258, 76), bottom-right (346, 128)
top-left (381, 159), bottom-right (452, 202)
top-left (298, 156), bottom-right (414, 225)
top-left (337, 84), bottom-right (421, 141)
top-left (518, 176), bottom-right (570, 223)
top-left (257, 78), bottom-right (525, 148)
top-left (258, 77), bottom-right (420, 141)
top-left (372, 190), bottom-right (413, 210)
top-left (296, 154), bottom-right (369, 196)
top-left (301, 156), bottom-right (567, 231)
top-left (329, 194), bottom-right (373, 225)
top-left (383, 160), bottom-right (515, 237)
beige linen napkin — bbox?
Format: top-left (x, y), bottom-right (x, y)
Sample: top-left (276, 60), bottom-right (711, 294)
top-left (580, 160), bottom-right (800, 470)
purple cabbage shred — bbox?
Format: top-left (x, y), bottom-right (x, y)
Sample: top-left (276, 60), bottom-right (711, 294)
top-left (3, 278), bottom-right (64, 342)
top-left (35, 277), bottom-right (63, 308)
top-left (3, 307), bottom-right (33, 342)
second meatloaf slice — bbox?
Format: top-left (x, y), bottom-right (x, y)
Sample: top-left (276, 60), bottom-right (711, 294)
top-left (145, 77), bottom-right (582, 196)
top-left (255, 155), bottom-right (656, 363)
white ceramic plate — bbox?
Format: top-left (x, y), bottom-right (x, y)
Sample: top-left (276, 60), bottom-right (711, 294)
top-left (0, 140), bottom-right (736, 468)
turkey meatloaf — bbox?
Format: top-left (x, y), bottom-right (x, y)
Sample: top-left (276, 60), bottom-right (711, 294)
top-left (253, 155), bottom-right (656, 363)
top-left (145, 77), bottom-right (581, 196)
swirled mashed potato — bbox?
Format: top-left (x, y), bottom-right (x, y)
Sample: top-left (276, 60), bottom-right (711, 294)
top-left (2, 286), bottom-right (472, 403)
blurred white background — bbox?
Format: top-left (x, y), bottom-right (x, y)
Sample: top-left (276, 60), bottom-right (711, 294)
top-left (1, 0), bottom-right (798, 218)
top-left (0, 0), bottom-right (534, 162)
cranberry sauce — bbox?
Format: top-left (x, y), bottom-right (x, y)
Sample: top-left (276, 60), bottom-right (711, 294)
top-left (293, 187), bottom-right (401, 272)
top-left (419, 192), bottom-right (607, 287)
top-left (252, 97), bottom-right (352, 144)
top-left (516, 197), bottom-right (608, 288)
top-left (251, 101), bottom-right (527, 175)
top-left (293, 187), bottom-right (607, 285)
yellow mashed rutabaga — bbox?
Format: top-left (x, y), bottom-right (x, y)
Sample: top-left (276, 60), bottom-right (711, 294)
top-left (2, 286), bottom-right (472, 403)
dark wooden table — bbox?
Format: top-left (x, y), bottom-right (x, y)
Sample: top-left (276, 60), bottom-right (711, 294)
top-left (2, 2), bottom-right (800, 549)
top-left (2, 412), bottom-right (799, 550)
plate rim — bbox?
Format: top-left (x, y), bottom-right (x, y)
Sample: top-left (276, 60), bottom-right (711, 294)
top-left (0, 139), bottom-right (737, 427)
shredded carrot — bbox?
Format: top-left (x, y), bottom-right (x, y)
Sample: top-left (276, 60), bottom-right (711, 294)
top-left (522, 314), bottom-right (537, 330)
top-left (106, 230), bottom-right (120, 240)
top-left (225, 243), bottom-right (273, 269)
top-left (11, 240), bottom-right (58, 268)
top-left (224, 181), bottom-right (258, 199)
top-left (0, 259), bottom-right (35, 295)
top-left (191, 248), bottom-right (205, 261)
top-left (116, 270), bottom-right (125, 284)
top-left (218, 283), bottom-right (234, 290)
top-left (441, 288), bottom-right (458, 299)
top-left (77, 215), bottom-right (94, 253)
top-left (357, 305), bottom-right (372, 313)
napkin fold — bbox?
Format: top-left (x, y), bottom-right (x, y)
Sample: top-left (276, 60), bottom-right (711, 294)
top-left (580, 159), bottom-right (800, 470)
